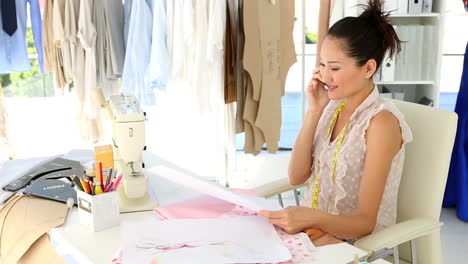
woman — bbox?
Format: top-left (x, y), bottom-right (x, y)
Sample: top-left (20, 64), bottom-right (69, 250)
top-left (260, 0), bottom-right (413, 245)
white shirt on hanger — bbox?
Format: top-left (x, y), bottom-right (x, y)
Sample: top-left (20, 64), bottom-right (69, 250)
top-left (147, 0), bottom-right (171, 91)
top-left (121, 0), bottom-right (154, 105)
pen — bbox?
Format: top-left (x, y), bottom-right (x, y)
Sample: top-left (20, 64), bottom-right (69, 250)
top-left (106, 168), bottom-right (113, 187)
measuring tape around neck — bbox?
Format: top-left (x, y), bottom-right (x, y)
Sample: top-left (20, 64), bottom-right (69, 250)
top-left (312, 101), bottom-right (348, 209)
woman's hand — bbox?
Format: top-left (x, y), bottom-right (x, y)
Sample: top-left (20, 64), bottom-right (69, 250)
top-left (259, 206), bottom-right (321, 235)
top-left (306, 68), bottom-right (330, 113)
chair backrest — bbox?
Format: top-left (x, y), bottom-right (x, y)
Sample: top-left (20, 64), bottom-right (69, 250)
top-left (391, 100), bottom-right (458, 263)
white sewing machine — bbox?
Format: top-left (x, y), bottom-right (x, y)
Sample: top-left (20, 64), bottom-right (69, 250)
top-left (108, 94), bottom-right (157, 213)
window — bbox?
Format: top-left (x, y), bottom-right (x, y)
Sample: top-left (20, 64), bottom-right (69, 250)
top-left (439, 1), bottom-right (468, 111)
top-left (0, 27), bottom-right (98, 160)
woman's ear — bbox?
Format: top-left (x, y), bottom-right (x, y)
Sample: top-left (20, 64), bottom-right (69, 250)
top-left (363, 59), bottom-right (377, 79)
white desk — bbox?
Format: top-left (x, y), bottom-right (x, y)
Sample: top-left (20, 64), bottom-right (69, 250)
top-left (49, 173), bottom-right (390, 264)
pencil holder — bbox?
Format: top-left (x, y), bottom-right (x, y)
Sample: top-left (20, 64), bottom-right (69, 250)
top-left (77, 189), bottom-right (120, 232)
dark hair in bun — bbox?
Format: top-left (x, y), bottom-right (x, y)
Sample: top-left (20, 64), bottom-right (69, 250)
top-left (326, 0), bottom-right (401, 71)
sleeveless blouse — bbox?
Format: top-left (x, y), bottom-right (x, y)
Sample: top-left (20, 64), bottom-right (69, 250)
top-left (300, 87), bottom-right (413, 238)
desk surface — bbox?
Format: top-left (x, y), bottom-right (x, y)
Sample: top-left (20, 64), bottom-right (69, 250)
top-left (49, 173), bottom-right (390, 264)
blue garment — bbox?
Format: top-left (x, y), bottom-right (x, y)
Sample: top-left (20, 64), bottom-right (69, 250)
top-left (147, 0), bottom-right (170, 91)
top-left (121, 0), bottom-right (154, 105)
top-left (123, 0), bottom-right (132, 48)
top-left (443, 42), bottom-right (468, 220)
top-left (0, 0), bottom-right (44, 74)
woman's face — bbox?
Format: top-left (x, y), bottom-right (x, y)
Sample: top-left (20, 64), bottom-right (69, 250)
top-left (319, 36), bottom-right (373, 101)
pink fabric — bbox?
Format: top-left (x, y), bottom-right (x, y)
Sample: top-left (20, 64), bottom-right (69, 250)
top-left (153, 188), bottom-right (254, 220)
top-left (39, 0), bottom-right (46, 8)
top-left (113, 189), bottom-right (315, 264)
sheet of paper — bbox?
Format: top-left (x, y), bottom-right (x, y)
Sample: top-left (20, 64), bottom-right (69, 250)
top-left (149, 166), bottom-right (282, 212)
top-left (122, 215), bottom-right (292, 264)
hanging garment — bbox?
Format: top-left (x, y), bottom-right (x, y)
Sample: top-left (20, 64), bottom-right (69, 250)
top-left (77, 0), bottom-right (97, 119)
top-left (65, 0), bottom-right (99, 143)
top-left (166, 0), bottom-right (174, 57)
top-left (243, 74), bottom-right (265, 155)
top-left (170, 0), bottom-right (185, 80)
top-left (183, 0), bottom-right (195, 84)
top-left (123, 0), bottom-right (132, 48)
top-left (241, 0), bottom-right (296, 154)
top-left (0, 0), bottom-right (44, 74)
top-left (93, 0), bottom-right (106, 88)
top-left (103, 0), bottom-right (125, 80)
top-left (242, 0), bottom-right (262, 102)
top-left (191, 0), bottom-right (210, 112)
top-left (255, 0), bottom-right (282, 153)
top-left (443, 43), bottom-right (468, 220)
top-left (235, 0), bottom-right (246, 133)
top-left (44, 0), bottom-right (66, 89)
top-left (92, 0), bottom-right (120, 99)
top-left (242, 0), bottom-right (266, 154)
top-left (147, 0), bottom-right (171, 91)
top-left (53, 0), bottom-right (73, 84)
top-left (1, 0), bottom-right (18, 36)
top-left (224, 0), bottom-right (237, 104)
top-left (121, 0), bottom-right (154, 105)
top-left (42, 0), bottom-right (55, 73)
top-left (280, 0), bottom-right (296, 96)
top-left (316, 0), bottom-right (332, 66)
top-left (64, 0), bottom-right (82, 80)
top-left (329, 0), bottom-right (345, 26)
top-left (77, 0), bottom-right (104, 143)
top-left (168, 0), bottom-right (194, 84)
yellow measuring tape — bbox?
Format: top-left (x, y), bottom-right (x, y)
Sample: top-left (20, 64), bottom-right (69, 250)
top-left (312, 101), bottom-right (348, 209)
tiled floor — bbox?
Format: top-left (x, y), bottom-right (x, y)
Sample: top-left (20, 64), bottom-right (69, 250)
top-left (440, 208), bottom-right (468, 263)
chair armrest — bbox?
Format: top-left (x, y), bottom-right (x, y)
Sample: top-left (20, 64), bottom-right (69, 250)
top-left (354, 217), bottom-right (442, 251)
top-left (252, 178), bottom-right (308, 199)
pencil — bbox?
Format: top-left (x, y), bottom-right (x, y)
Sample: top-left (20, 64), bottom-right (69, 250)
top-left (84, 178), bottom-right (92, 194)
top-left (112, 175), bottom-right (123, 191)
top-left (90, 181), bottom-right (95, 195)
top-left (70, 175), bottom-right (83, 191)
top-left (99, 161), bottom-right (104, 190)
top-left (105, 180), bottom-right (114, 192)
top-left (79, 178), bottom-right (87, 193)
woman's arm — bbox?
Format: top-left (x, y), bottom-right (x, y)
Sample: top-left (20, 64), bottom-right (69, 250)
top-left (262, 110), bottom-right (403, 238)
top-left (288, 110), bottom-right (323, 185)
top-left (288, 67), bottom-right (330, 185)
